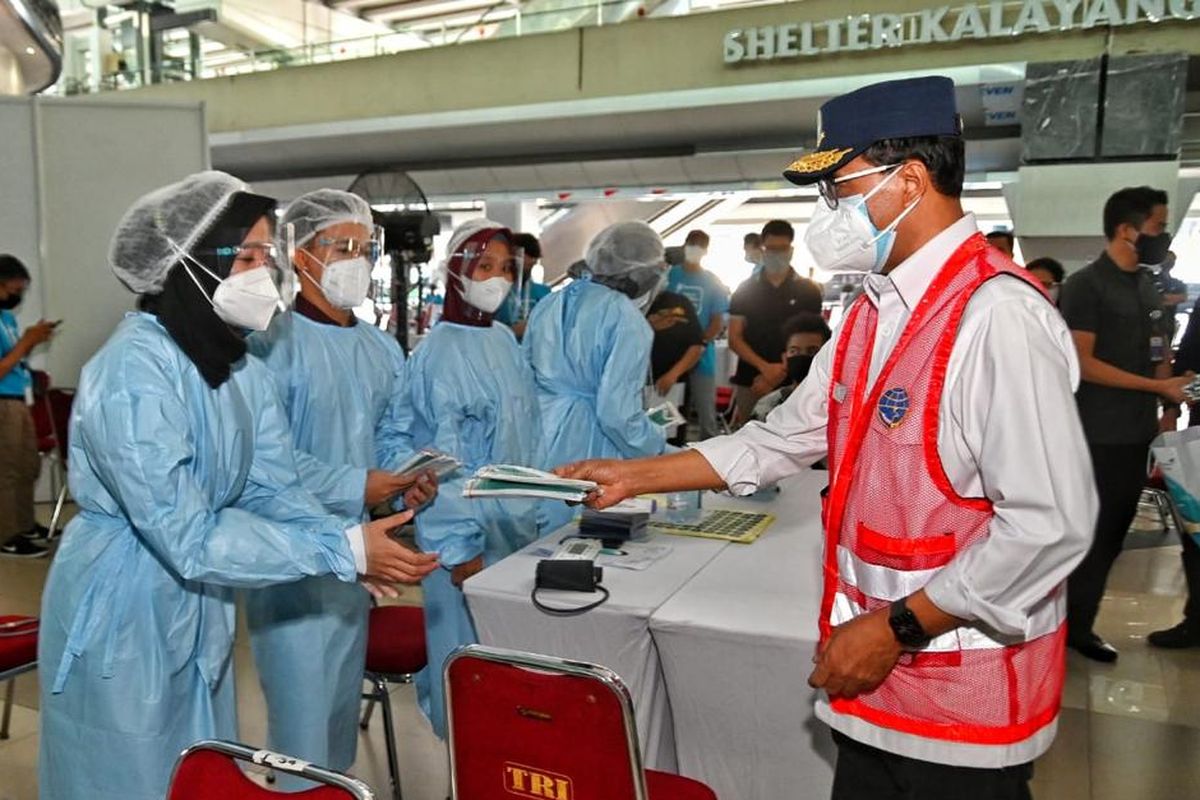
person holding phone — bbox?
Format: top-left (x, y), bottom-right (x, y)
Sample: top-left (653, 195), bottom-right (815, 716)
top-left (0, 254), bottom-right (57, 558)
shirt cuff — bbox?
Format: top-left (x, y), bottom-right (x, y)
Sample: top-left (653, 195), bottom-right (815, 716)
top-left (344, 524), bottom-right (367, 575)
top-left (689, 436), bottom-right (761, 496)
top-left (922, 564), bottom-right (1026, 637)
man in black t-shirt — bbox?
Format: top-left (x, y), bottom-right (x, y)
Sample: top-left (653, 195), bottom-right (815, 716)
top-left (1059, 185), bottom-right (1191, 663)
top-left (648, 291), bottom-right (704, 445)
top-left (728, 219), bottom-right (823, 425)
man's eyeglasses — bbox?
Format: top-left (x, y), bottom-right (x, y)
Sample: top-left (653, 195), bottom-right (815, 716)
top-left (816, 163), bottom-right (899, 209)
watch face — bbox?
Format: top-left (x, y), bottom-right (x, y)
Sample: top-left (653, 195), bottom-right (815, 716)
top-left (889, 603), bottom-right (930, 648)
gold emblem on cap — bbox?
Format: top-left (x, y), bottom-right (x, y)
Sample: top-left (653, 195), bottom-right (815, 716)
top-left (785, 147), bottom-right (852, 175)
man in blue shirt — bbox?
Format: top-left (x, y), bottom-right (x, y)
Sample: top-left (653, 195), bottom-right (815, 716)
top-left (0, 255), bottom-right (57, 558)
top-left (667, 230), bottom-right (730, 439)
top-left (494, 232), bottom-right (551, 339)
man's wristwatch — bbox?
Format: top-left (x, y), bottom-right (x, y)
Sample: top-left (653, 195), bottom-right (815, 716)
top-left (888, 596), bottom-right (931, 649)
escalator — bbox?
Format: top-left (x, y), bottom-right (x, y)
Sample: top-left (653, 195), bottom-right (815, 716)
top-left (0, 0), bottom-right (62, 94)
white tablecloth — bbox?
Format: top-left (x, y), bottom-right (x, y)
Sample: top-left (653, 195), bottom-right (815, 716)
top-left (463, 520), bottom-right (729, 771)
top-left (649, 471), bottom-right (836, 800)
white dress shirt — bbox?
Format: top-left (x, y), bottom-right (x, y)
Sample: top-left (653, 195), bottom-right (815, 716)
top-left (694, 213), bottom-right (1097, 637)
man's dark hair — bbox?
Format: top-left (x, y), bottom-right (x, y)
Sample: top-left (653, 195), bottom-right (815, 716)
top-left (1026, 257), bottom-right (1065, 284)
top-left (511, 233), bottom-right (541, 260)
top-left (1103, 186), bottom-right (1169, 240)
top-left (986, 230), bottom-right (1015, 248)
top-left (761, 220), bottom-right (795, 243)
top-left (782, 311), bottom-right (831, 343)
top-left (685, 230), bottom-right (710, 248)
top-left (861, 135), bottom-right (965, 197)
top-left (744, 232), bottom-right (762, 248)
top-left (0, 254), bottom-right (31, 283)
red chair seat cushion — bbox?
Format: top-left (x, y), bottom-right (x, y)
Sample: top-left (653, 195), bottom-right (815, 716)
top-left (646, 769), bottom-right (718, 800)
top-left (365, 605), bottom-right (427, 676)
top-left (0, 616), bottom-right (37, 673)
top-left (168, 750), bottom-right (349, 800)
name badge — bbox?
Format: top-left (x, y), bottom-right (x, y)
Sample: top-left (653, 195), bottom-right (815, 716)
top-left (1150, 335), bottom-right (1166, 364)
top-left (833, 383), bottom-right (848, 403)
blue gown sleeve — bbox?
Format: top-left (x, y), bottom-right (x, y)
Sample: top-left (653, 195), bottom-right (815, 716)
top-left (78, 347), bottom-right (358, 588)
top-left (409, 362), bottom-right (487, 568)
top-left (374, 337), bottom-right (415, 474)
top-left (248, 321), bottom-right (368, 518)
top-left (596, 307), bottom-right (666, 458)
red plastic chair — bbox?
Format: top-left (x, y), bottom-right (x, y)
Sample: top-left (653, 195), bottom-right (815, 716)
top-left (358, 604), bottom-right (427, 800)
top-left (445, 645), bottom-right (717, 800)
top-left (167, 740), bottom-right (374, 800)
top-left (0, 616), bottom-right (38, 741)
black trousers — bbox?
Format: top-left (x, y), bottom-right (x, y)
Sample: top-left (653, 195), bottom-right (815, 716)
top-left (831, 732), bottom-right (1033, 800)
top-left (1067, 441), bottom-right (1152, 638)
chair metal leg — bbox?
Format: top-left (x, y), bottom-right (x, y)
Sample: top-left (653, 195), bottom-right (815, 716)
top-left (49, 482), bottom-right (68, 539)
top-left (376, 680), bottom-right (403, 800)
top-left (2, 678), bottom-right (14, 740)
top-left (360, 694), bottom-right (378, 730)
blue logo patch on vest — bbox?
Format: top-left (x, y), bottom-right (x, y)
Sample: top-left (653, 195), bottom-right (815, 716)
top-left (878, 387), bottom-right (910, 428)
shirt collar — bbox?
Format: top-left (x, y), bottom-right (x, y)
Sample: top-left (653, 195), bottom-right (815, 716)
top-left (862, 213), bottom-right (977, 312)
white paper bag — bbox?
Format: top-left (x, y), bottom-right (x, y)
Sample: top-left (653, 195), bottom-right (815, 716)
top-left (1150, 428), bottom-right (1200, 543)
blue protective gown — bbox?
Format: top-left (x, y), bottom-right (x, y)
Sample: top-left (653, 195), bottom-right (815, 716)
top-left (244, 311), bottom-right (409, 780)
top-left (391, 321), bottom-right (541, 738)
top-left (523, 279), bottom-right (666, 530)
top-left (38, 313), bottom-right (360, 800)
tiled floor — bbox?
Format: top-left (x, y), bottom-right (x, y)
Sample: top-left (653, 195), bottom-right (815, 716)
top-left (3, 502), bottom-right (1200, 799)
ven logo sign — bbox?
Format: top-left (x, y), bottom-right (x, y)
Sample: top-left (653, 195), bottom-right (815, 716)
top-left (504, 763), bottom-right (573, 799)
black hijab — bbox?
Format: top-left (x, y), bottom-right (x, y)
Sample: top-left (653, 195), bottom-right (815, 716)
top-left (139, 192), bottom-right (277, 389)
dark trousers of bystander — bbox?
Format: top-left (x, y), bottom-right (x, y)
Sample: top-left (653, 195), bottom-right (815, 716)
top-left (831, 732), bottom-right (1033, 800)
top-left (1067, 441), bottom-right (1152, 639)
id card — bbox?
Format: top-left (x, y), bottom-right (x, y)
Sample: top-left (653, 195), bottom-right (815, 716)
top-left (1150, 335), bottom-right (1166, 364)
top-left (24, 384), bottom-right (33, 406)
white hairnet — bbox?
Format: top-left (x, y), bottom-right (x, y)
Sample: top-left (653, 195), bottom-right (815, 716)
top-left (437, 218), bottom-right (509, 283)
top-left (282, 189), bottom-right (375, 250)
top-left (585, 221), bottom-right (664, 277)
top-left (109, 171), bottom-right (248, 294)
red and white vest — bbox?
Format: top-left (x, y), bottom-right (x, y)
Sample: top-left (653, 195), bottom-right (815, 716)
top-left (818, 234), bottom-right (1066, 767)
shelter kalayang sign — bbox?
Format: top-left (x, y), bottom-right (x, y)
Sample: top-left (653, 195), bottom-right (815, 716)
top-left (723, 0), bottom-right (1199, 64)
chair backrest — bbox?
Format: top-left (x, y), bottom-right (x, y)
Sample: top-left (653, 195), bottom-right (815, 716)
top-left (46, 388), bottom-right (74, 462)
top-left (445, 645), bottom-right (647, 800)
top-left (167, 741), bottom-right (374, 800)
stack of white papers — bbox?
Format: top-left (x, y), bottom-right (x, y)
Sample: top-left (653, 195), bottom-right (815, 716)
top-left (394, 449), bottom-right (461, 480)
top-left (462, 464), bottom-right (597, 502)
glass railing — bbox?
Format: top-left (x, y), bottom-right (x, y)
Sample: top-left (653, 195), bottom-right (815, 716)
top-left (48, 0), bottom-right (784, 95)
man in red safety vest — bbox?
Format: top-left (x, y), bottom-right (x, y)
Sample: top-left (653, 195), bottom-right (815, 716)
top-left (557, 76), bottom-right (1097, 799)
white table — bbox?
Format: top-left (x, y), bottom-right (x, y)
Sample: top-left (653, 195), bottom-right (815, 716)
top-left (649, 471), bottom-right (836, 800)
top-left (463, 520), bottom-right (729, 771)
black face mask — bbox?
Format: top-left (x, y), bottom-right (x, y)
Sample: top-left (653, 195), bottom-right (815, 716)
top-left (787, 354), bottom-right (815, 384)
top-left (1136, 232), bottom-right (1172, 266)
top-left (0, 293), bottom-right (22, 310)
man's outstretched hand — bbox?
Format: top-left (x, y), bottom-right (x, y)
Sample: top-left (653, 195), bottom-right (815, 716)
top-left (555, 459), bottom-right (638, 509)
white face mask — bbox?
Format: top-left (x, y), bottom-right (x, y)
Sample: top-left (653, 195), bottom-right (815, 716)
top-left (300, 251), bottom-right (372, 309)
top-left (459, 274), bottom-right (512, 314)
top-left (174, 243), bottom-right (282, 332)
top-left (684, 245), bottom-right (706, 264)
top-left (804, 166), bottom-right (922, 273)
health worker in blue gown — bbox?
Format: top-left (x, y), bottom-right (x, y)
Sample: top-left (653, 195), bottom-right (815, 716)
top-left (524, 221), bottom-right (670, 531)
top-left (245, 188), bottom-right (438, 783)
top-left (37, 172), bottom-right (434, 800)
top-left (391, 219), bottom-right (542, 738)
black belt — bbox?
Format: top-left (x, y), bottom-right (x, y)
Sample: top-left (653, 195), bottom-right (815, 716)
top-left (0, 395), bottom-right (26, 402)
